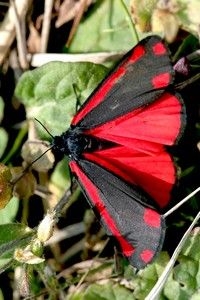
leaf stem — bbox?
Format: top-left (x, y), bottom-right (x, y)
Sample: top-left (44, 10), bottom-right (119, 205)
top-left (2, 125), bottom-right (28, 164)
top-left (119, 0), bottom-right (139, 42)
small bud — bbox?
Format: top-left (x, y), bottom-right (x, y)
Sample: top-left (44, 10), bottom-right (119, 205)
top-left (37, 211), bottom-right (56, 243)
top-left (21, 140), bottom-right (55, 172)
top-left (31, 238), bottom-right (44, 257)
top-left (14, 247), bottom-right (45, 264)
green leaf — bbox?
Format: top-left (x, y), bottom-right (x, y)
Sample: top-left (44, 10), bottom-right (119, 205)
top-left (85, 283), bottom-right (134, 300)
top-left (173, 35), bottom-right (199, 61)
top-left (0, 197), bottom-right (19, 224)
top-left (180, 228), bottom-right (200, 262)
top-left (50, 158), bottom-right (71, 193)
top-left (191, 291), bottom-right (200, 300)
top-left (15, 61), bottom-right (108, 138)
top-left (132, 252), bottom-right (169, 299)
top-left (0, 223), bottom-right (34, 260)
top-left (163, 273), bottom-right (189, 300)
top-left (68, 0), bottom-right (137, 52)
top-left (0, 289), bottom-right (4, 300)
top-left (0, 258), bottom-right (13, 273)
top-left (162, 229), bottom-right (200, 299)
top-left (0, 223), bottom-right (32, 244)
top-left (68, 283), bottom-right (134, 300)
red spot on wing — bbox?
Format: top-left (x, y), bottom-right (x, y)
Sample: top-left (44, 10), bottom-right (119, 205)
top-left (152, 72), bottom-right (171, 88)
top-left (153, 42), bottom-right (167, 55)
top-left (140, 249), bottom-right (154, 263)
top-left (69, 161), bottom-right (135, 257)
top-left (129, 45), bottom-right (145, 62)
top-left (143, 209), bottom-right (161, 228)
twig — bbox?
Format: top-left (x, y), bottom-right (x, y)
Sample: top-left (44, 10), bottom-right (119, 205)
top-left (145, 211), bottom-right (200, 300)
top-left (29, 51), bottom-right (123, 67)
top-left (164, 187), bottom-right (200, 217)
top-left (0, 0), bottom-right (32, 66)
top-left (146, 187), bottom-right (200, 300)
top-left (40, 0), bottom-right (54, 52)
top-left (10, 0), bottom-right (28, 69)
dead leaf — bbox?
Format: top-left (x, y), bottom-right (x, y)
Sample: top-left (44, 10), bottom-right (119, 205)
top-left (55, 0), bottom-right (92, 28)
top-left (27, 22), bottom-right (41, 53)
top-left (152, 8), bottom-right (179, 43)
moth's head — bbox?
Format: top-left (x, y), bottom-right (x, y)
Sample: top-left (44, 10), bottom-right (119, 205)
top-left (52, 128), bottom-right (88, 161)
top-left (51, 132), bottom-right (70, 161)
top-left (52, 132), bottom-right (68, 152)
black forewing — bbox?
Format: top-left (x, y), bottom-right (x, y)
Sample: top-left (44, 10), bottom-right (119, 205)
top-left (72, 35), bottom-right (174, 129)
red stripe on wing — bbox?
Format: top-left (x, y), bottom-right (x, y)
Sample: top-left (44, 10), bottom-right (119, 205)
top-left (72, 67), bottom-right (126, 126)
top-left (129, 44), bottom-right (145, 62)
top-left (71, 45), bottom-right (146, 126)
top-left (69, 161), bottom-right (135, 257)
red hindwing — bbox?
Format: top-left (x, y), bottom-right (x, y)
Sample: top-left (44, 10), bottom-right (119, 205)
top-left (83, 92), bottom-right (184, 207)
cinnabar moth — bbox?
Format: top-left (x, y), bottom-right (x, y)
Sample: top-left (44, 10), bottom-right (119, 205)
top-left (52, 36), bottom-right (186, 269)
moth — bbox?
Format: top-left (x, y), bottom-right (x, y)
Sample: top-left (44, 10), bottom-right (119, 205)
top-left (52, 36), bottom-right (185, 269)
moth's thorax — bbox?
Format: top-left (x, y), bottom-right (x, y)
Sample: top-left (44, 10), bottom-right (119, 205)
top-left (53, 127), bottom-right (109, 160)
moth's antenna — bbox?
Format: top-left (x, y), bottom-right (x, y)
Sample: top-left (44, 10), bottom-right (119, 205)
top-left (11, 119), bottom-right (55, 185)
top-left (11, 145), bottom-right (54, 185)
top-left (27, 145), bottom-right (54, 168)
top-left (34, 118), bottom-right (54, 139)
